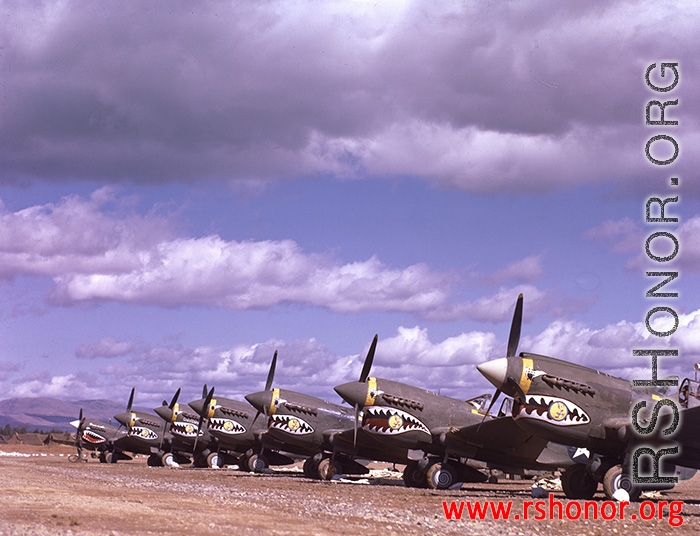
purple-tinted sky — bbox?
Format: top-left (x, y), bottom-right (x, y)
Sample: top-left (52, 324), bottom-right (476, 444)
top-left (1, 1), bottom-right (698, 407)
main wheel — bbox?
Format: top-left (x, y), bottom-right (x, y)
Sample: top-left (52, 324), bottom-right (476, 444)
top-left (206, 451), bottom-right (222, 468)
top-left (247, 453), bottom-right (268, 472)
top-left (603, 465), bottom-right (641, 501)
top-left (161, 452), bottom-right (178, 467)
top-left (317, 458), bottom-right (342, 480)
top-left (147, 454), bottom-right (162, 467)
top-left (561, 464), bottom-right (597, 499)
top-left (402, 461), bottom-right (427, 488)
top-left (105, 452), bottom-right (118, 464)
top-left (426, 462), bottom-right (459, 490)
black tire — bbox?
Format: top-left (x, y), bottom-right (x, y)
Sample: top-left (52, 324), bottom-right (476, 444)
top-left (402, 461), bottom-right (427, 488)
top-left (147, 454), bottom-right (162, 467)
top-left (317, 458), bottom-right (342, 480)
top-left (303, 457), bottom-right (320, 479)
top-left (106, 452), bottom-right (118, 464)
top-left (247, 453), bottom-right (268, 472)
top-left (426, 462), bottom-right (458, 490)
top-left (206, 451), bottom-right (222, 468)
top-left (603, 465), bottom-right (641, 501)
top-left (561, 464), bottom-right (598, 499)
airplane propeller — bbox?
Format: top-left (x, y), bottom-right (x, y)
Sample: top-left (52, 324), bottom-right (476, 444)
top-left (193, 386), bottom-right (215, 454)
top-left (74, 408), bottom-right (86, 458)
top-left (158, 388), bottom-right (181, 450)
top-left (481, 293), bottom-right (523, 420)
top-left (251, 350), bottom-right (278, 426)
top-left (354, 334), bottom-right (378, 446)
top-left (126, 387), bottom-right (135, 413)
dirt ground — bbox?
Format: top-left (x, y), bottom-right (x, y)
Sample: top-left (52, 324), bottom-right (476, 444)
top-left (0, 445), bottom-right (698, 535)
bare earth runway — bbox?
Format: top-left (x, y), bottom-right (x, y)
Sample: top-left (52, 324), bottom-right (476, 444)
top-left (0, 446), bottom-right (698, 536)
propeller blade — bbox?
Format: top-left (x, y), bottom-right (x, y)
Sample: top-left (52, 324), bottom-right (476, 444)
top-left (202, 384), bottom-right (208, 399)
top-left (353, 403), bottom-right (359, 447)
top-left (204, 386), bottom-right (215, 414)
top-left (476, 389), bottom-right (502, 432)
top-left (126, 387), bottom-right (135, 412)
top-left (265, 351), bottom-right (278, 392)
top-left (168, 388), bottom-right (181, 409)
top-left (192, 413), bottom-right (205, 454)
top-left (193, 386), bottom-right (215, 453)
top-left (507, 294), bottom-right (523, 357)
top-left (483, 389), bottom-right (501, 418)
top-left (359, 334), bottom-right (378, 383)
top-left (75, 408), bottom-right (85, 452)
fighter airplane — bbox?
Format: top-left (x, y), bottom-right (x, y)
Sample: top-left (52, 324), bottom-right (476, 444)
top-left (478, 294), bottom-right (700, 500)
top-left (244, 346), bottom-right (414, 480)
top-left (152, 387), bottom-right (225, 468)
top-left (334, 335), bottom-right (576, 489)
top-left (186, 354), bottom-right (297, 471)
top-left (113, 388), bottom-right (183, 466)
top-left (70, 408), bottom-right (131, 463)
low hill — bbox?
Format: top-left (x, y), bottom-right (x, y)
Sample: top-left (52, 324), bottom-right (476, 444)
top-left (0, 397), bottom-right (129, 432)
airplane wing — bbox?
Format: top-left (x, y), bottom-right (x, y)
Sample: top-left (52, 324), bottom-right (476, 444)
top-left (442, 416), bottom-right (574, 471)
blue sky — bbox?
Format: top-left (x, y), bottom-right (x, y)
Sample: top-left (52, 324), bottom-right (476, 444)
top-left (1, 1), bottom-right (699, 408)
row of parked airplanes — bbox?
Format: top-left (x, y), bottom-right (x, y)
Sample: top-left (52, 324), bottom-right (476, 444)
top-left (72, 295), bottom-right (700, 501)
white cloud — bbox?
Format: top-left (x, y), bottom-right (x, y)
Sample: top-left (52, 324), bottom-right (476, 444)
top-left (75, 337), bottom-right (136, 359)
top-left (484, 254), bottom-right (544, 286)
top-left (585, 215), bottom-right (700, 274)
top-left (1, 191), bottom-right (588, 322)
top-left (0, 192), bottom-right (458, 316)
top-left (8, 306), bottom-right (699, 404)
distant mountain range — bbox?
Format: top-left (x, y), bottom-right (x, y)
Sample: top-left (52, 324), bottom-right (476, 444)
top-left (0, 397), bottom-right (150, 432)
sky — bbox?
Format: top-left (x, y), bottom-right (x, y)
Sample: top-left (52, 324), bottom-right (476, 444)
top-left (1, 1), bottom-right (699, 409)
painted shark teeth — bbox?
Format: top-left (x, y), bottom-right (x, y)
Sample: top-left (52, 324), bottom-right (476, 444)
top-left (361, 407), bottom-right (430, 436)
top-left (514, 395), bottom-right (590, 426)
top-left (209, 417), bottom-right (246, 435)
top-left (170, 421), bottom-right (204, 438)
top-left (268, 414), bottom-right (314, 435)
top-left (83, 430), bottom-right (107, 444)
top-left (128, 426), bottom-right (159, 440)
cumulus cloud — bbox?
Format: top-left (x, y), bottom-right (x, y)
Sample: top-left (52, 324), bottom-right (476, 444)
top-left (585, 215), bottom-right (700, 273)
top-left (7, 306), bottom-right (699, 403)
top-left (484, 254), bottom-right (544, 286)
top-left (0, 191), bottom-right (460, 316)
top-left (3, 1), bottom-right (698, 192)
top-left (76, 337), bottom-right (136, 359)
top-left (1, 191), bottom-right (586, 321)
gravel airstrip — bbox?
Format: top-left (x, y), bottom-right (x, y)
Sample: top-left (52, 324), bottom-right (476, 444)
top-left (1, 445), bottom-right (698, 535)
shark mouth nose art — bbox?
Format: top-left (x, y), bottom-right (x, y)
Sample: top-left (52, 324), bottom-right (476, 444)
top-left (361, 407), bottom-right (430, 436)
top-left (209, 418), bottom-right (246, 435)
top-left (83, 430), bottom-right (107, 444)
top-left (128, 426), bottom-right (159, 440)
top-left (268, 414), bottom-right (314, 435)
top-left (170, 421), bottom-right (204, 438)
top-left (514, 395), bottom-right (590, 426)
